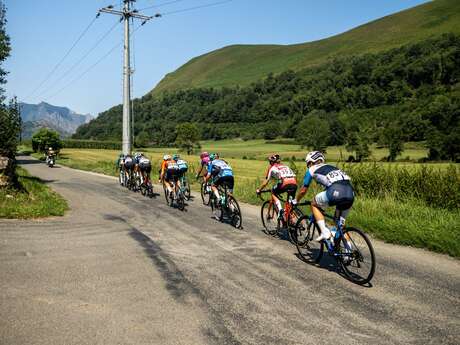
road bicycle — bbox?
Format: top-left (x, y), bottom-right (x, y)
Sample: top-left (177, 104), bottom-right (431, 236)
top-left (293, 202), bottom-right (376, 285)
top-left (163, 177), bottom-right (185, 211)
top-left (258, 189), bottom-right (307, 244)
top-left (209, 184), bottom-right (242, 229)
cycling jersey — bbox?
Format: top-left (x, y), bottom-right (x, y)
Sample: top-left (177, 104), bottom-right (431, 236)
top-left (303, 164), bottom-right (354, 210)
top-left (208, 159), bottom-right (233, 178)
top-left (176, 159), bottom-right (188, 173)
top-left (138, 157), bottom-right (151, 173)
top-left (124, 156), bottom-right (134, 170)
top-left (303, 163), bottom-right (351, 189)
top-left (266, 163), bottom-right (297, 188)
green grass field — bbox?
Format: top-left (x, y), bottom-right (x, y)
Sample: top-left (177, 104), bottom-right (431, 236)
top-left (37, 143), bottom-right (460, 257)
top-left (153, 0), bottom-right (460, 94)
top-left (0, 167), bottom-right (68, 218)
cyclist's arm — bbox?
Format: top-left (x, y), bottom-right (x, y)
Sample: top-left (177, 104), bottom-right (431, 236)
top-left (296, 170), bottom-right (312, 202)
top-left (257, 177), bottom-right (270, 193)
top-left (195, 165), bottom-right (203, 179)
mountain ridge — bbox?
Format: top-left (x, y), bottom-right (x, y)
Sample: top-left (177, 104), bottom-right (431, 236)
top-left (20, 101), bottom-right (93, 139)
top-left (152, 0), bottom-right (460, 94)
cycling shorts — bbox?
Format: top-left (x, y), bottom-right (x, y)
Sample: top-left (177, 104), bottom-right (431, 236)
top-left (139, 161), bottom-right (151, 174)
top-left (213, 175), bottom-right (234, 191)
top-left (315, 182), bottom-right (354, 211)
top-left (273, 183), bottom-right (297, 199)
top-left (124, 159), bottom-right (134, 170)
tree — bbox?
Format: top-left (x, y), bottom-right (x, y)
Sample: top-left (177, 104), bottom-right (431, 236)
top-left (263, 122), bottom-right (282, 140)
top-left (0, 98), bottom-right (20, 158)
top-left (345, 130), bottom-right (371, 162)
top-left (31, 128), bottom-right (63, 153)
top-left (382, 125), bottom-right (404, 161)
top-left (0, 3), bottom-right (15, 159)
top-left (175, 122), bottom-right (201, 155)
top-left (295, 112), bottom-right (330, 151)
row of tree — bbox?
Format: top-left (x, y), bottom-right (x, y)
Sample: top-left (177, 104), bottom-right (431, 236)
top-left (74, 33), bottom-right (460, 161)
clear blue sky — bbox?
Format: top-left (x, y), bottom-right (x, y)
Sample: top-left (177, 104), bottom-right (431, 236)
top-left (5, 0), bottom-right (429, 116)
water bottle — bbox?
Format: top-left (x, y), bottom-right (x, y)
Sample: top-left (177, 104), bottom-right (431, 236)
top-left (330, 226), bottom-right (337, 239)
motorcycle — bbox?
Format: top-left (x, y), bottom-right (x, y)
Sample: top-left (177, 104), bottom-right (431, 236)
top-left (46, 154), bottom-right (55, 168)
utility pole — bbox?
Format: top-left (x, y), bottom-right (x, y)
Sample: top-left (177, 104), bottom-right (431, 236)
top-left (99, 1), bottom-right (153, 155)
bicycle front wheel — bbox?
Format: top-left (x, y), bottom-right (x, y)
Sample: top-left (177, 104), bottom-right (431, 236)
top-left (260, 201), bottom-right (278, 235)
top-left (228, 196), bottom-right (242, 229)
top-left (177, 191), bottom-right (185, 211)
top-left (201, 182), bottom-right (211, 205)
top-left (295, 215), bottom-right (323, 263)
top-left (339, 227), bottom-right (376, 285)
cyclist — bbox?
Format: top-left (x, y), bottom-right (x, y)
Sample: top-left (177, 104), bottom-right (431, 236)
top-left (45, 147), bottom-right (55, 164)
top-left (205, 153), bottom-right (234, 204)
top-left (160, 154), bottom-right (180, 199)
top-left (123, 153), bottom-right (134, 173)
top-left (256, 154), bottom-right (297, 220)
top-left (195, 151), bottom-right (210, 179)
top-left (137, 153), bottom-right (152, 185)
top-left (295, 151), bottom-right (355, 241)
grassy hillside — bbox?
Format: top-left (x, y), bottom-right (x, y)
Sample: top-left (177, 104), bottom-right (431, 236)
top-left (153, 0), bottom-right (460, 94)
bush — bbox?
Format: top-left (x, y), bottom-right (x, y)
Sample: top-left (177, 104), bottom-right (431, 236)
top-left (342, 163), bottom-right (460, 210)
top-left (63, 139), bottom-right (121, 150)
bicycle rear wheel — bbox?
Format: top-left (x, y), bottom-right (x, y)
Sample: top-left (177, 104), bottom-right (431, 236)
top-left (260, 200), bottom-right (278, 235)
top-left (339, 227), bottom-right (376, 285)
top-left (177, 190), bottom-right (185, 211)
top-left (201, 182), bottom-right (211, 205)
top-left (228, 196), bottom-right (242, 229)
top-left (295, 215), bottom-right (323, 263)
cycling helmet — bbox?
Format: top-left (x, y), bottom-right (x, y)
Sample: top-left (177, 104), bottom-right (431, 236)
top-left (172, 154), bottom-right (180, 161)
top-left (209, 153), bottom-right (219, 161)
top-left (163, 154), bottom-right (171, 160)
top-left (200, 152), bottom-right (209, 159)
top-left (305, 151), bottom-right (325, 166)
top-left (268, 153), bottom-right (280, 164)
top-left (49, 147), bottom-right (53, 150)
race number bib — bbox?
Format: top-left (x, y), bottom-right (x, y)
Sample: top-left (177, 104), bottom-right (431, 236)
top-left (326, 170), bottom-right (350, 184)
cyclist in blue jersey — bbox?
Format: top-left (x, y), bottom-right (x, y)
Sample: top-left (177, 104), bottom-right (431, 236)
top-left (205, 153), bottom-right (234, 203)
top-left (295, 151), bottom-right (355, 241)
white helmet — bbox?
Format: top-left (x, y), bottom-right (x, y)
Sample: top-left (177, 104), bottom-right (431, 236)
top-left (305, 151), bottom-right (325, 165)
top-left (163, 154), bottom-right (171, 160)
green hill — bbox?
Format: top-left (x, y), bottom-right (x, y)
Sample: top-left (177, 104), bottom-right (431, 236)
top-left (153, 0), bottom-right (460, 94)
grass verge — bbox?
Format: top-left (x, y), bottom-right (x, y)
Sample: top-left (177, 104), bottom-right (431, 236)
top-left (0, 167), bottom-right (68, 218)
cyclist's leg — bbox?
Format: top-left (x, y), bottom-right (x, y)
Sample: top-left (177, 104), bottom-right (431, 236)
top-left (271, 184), bottom-right (284, 215)
top-left (311, 191), bottom-right (332, 241)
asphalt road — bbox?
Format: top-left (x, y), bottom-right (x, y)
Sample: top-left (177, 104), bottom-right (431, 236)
top-left (0, 156), bottom-right (459, 345)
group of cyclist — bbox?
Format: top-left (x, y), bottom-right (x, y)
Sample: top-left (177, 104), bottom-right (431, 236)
top-left (118, 148), bottom-right (354, 242)
top-left (256, 151), bottom-right (354, 242)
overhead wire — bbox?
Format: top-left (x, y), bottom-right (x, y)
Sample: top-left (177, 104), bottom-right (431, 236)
top-left (161, 0), bottom-right (232, 16)
top-left (37, 20), bottom-right (121, 99)
top-left (45, 24), bottom-right (143, 102)
top-left (25, 14), bottom-right (99, 101)
top-left (139, 0), bottom-right (188, 11)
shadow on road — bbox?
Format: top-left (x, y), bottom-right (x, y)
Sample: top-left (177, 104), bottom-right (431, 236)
top-left (17, 158), bottom-right (43, 165)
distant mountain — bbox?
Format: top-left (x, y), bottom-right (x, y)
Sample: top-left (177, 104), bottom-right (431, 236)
top-left (19, 102), bottom-right (93, 139)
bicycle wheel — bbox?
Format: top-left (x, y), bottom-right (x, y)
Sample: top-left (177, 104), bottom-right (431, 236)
top-left (201, 182), bottom-right (211, 205)
top-left (163, 185), bottom-right (171, 206)
top-left (260, 200), bottom-right (278, 235)
top-left (228, 196), bottom-right (242, 229)
top-left (339, 227), bottom-right (376, 285)
top-left (185, 182), bottom-right (191, 201)
top-left (210, 195), bottom-right (223, 221)
top-left (287, 208), bottom-right (304, 244)
top-left (177, 190), bottom-right (185, 211)
top-left (295, 215), bottom-right (323, 263)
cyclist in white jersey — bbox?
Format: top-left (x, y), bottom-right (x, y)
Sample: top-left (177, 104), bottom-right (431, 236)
top-left (295, 151), bottom-right (355, 241)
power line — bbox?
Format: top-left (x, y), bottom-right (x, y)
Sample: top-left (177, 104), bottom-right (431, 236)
top-left (37, 20), bottom-right (121, 100)
top-left (161, 0), bottom-right (232, 16)
top-left (25, 14), bottom-right (99, 101)
top-left (44, 23), bottom-right (143, 104)
top-left (139, 0), bottom-right (188, 11)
